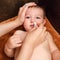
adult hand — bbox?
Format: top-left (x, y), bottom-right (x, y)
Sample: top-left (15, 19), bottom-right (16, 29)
top-left (24, 23), bottom-right (47, 48)
top-left (16, 2), bottom-right (37, 26)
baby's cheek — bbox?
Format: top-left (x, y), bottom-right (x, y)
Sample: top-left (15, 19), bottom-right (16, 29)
top-left (37, 22), bottom-right (41, 26)
top-left (37, 20), bottom-right (43, 26)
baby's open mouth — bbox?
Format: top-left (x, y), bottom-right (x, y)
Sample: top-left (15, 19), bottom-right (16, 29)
top-left (30, 22), bottom-right (37, 28)
top-left (30, 24), bottom-right (34, 28)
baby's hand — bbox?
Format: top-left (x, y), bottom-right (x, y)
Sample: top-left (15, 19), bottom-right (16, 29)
top-left (6, 31), bottom-right (23, 49)
top-left (16, 2), bottom-right (36, 26)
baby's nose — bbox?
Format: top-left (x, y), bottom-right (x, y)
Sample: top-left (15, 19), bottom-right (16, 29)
top-left (31, 18), bottom-right (35, 23)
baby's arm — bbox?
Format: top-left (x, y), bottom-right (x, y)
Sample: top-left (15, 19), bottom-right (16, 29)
top-left (46, 32), bottom-right (60, 60)
top-left (52, 49), bottom-right (60, 60)
top-left (46, 32), bottom-right (58, 53)
top-left (4, 42), bottom-right (15, 57)
top-left (4, 30), bottom-right (26, 57)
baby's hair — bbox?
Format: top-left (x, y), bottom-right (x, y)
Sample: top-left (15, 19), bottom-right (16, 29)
top-left (28, 5), bottom-right (46, 19)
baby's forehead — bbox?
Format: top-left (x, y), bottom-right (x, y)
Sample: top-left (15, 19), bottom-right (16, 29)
top-left (28, 6), bottom-right (44, 13)
top-left (27, 6), bottom-right (45, 17)
top-left (27, 7), bottom-right (44, 14)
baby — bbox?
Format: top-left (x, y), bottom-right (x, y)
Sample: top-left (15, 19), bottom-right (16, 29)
top-left (4, 3), bottom-right (58, 60)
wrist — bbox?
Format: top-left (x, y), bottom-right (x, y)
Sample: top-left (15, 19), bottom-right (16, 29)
top-left (4, 44), bottom-right (14, 57)
top-left (15, 18), bottom-right (23, 27)
top-left (5, 44), bottom-right (14, 51)
top-left (14, 18), bottom-right (20, 27)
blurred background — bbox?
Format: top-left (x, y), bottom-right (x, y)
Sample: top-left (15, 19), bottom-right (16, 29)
top-left (0, 0), bottom-right (60, 34)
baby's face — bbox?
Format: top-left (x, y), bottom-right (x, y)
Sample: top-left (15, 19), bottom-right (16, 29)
top-left (24, 7), bottom-right (45, 31)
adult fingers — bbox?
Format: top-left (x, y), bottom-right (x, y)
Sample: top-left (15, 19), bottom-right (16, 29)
top-left (20, 2), bottom-right (37, 16)
top-left (18, 2), bottom-right (36, 14)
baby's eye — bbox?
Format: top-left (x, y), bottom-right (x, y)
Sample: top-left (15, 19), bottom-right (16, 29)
top-left (36, 17), bottom-right (41, 19)
top-left (25, 16), bottom-right (30, 19)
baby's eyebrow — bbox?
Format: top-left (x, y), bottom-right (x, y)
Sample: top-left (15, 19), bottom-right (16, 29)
top-left (36, 15), bottom-right (41, 17)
